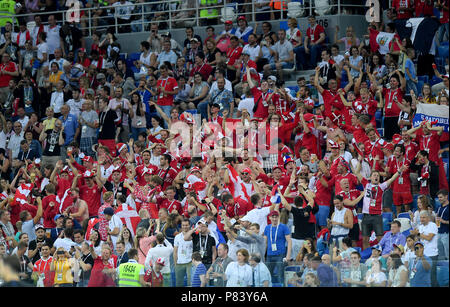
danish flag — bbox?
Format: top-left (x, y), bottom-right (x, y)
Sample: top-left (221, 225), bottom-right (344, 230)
top-left (115, 203), bottom-right (141, 237)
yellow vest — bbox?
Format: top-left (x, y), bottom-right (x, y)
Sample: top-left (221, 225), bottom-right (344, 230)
top-left (200, 0), bottom-right (218, 19)
top-left (53, 259), bottom-right (73, 285)
top-left (0, 0), bottom-right (17, 27)
top-left (118, 262), bottom-right (143, 287)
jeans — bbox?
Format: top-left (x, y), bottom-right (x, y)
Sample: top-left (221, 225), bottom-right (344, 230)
top-left (296, 44), bottom-right (322, 70)
top-left (175, 262), bottom-right (192, 287)
top-left (436, 23), bottom-right (449, 45)
top-left (437, 232), bottom-right (449, 260)
top-left (266, 254), bottom-right (285, 284)
top-left (163, 272), bottom-right (171, 287)
top-left (197, 100), bottom-right (209, 120)
top-left (406, 79), bottom-right (418, 97)
top-left (316, 205), bottom-right (330, 227)
top-left (131, 127), bottom-right (147, 140)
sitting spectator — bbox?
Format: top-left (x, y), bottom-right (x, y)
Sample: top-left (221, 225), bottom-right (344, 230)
top-left (364, 258), bottom-right (387, 287)
top-left (262, 29), bottom-right (294, 82)
top-left (296, 15), bottom-right (326, 70)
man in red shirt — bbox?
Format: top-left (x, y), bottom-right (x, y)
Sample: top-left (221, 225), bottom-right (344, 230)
top-left (188, 52), bottom-right (213, 83)
top-left (225, 36), bottom-right (242, 83)
top-left (135, 150), bottom-right (159, 185)
top-left (296, 15), bottom-right (326, 70)
top-left (393, 0), bottom-right (414, 19)
top-left (156, 153), bottom-right (178, 191)
top-left (87, 244), bottom-right (116, 287)
top-left (156, 186), bottom-right (182, 215)
top-left (364, 128), bottom-right (385, 172)
top-left (74, 170), bottom-right (103, 218)
top-left (156, 64), bottom-right (178, 125)
top-left (381, 73), bottom-right (406, 140)
top-left (0, 53), bottom-right (19, 103)
top-left (247, 70), bottom-right (276, 120)
top-left (387, 143), bottom-right (413, 214)
top-left (339, 178), bottom-right (365, 246)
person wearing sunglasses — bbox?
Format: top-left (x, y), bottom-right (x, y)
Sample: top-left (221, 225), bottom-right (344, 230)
top-left (409, 241), bottom-right (432, 287)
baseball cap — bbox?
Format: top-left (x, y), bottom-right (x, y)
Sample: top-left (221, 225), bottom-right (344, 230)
top-left (268, 75), bottom-right (277, 82)
top-left (97, 73), bottom-right (105, 80)
top-left (414, 241), bottom-right (424, 247)
top-left (86, 88), bottom-right (95, 96)
top-left (241, 167), bottom-right (252, 174)
top-left (238, 16), bottom-right (246, 21)
top-left (224, 20), bottom-right (233, 25)
top-left (273, 165), bottom-right (284, 172)
top-left (268, 210), bottom-right (280, 217)
top-left (383, 142), bottom-right (394, 151)
top-left (393, 243), bottom-right (405, 254)
top-left (197, 217), bottom-right (207, 225)
top-left (34, 224), bottom-right (45, 231)
top-left (54, 214), bottom-right (63, 222)
top-left (190, 166), bottom-right (201, 174)
top-left (190, 38), bottom-right (199, 43)
top-left (371, 244), bottom-right (382, 252)
top-left (156, 257), bottom-right (166, 266)
top-left (103, 207), bottom-right (115, 216)
top-left (83, 170), bottom-right (95, 178)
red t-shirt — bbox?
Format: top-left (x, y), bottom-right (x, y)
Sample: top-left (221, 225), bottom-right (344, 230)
top-left (322, 89), bottom-right (345, 119)
top-left (393, 0), bottom-right (414, 19)
top-left (383, 87), bottom-right (403, 117)
top-left (157, 198), bottom-right (182, 215)
top-left (415, 130), bottom-right (441, 163)
top-left (156, 166), bottom-right (178, 191)
top-left (315, 176), bottom-right (333, 207)
top-left (388, 156), bottom-right (411, 191)
top-left (306, 24), bottom-right (325, 44)
top-left (338, 189), bottom-right (360, 224)
top-left (251, 87), bottom-right (270, 119)
top-left (42, 195), bottom-right (59, 228)
top-left (189, 62), bottom-right (213, 81)
top-left (88, 256), bottom-right (116, 287)
top-left (226, 46), bottom-right (242, 66)
top-left (79, 184), bottom-right (102, 217)
top-left (135, 164), bottom-right (159, 186)
top-left (156, 77), bottom-right (178, 106)
top-left (328, 172), bottom-right (359, 195)
top-left (0, 61), bottom-right (17, 87)
top-left (414, 0), bottom-right (435, 16)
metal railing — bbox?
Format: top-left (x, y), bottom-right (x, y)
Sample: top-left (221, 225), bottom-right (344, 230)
top-left (6, 0), bottom-right (369, 36)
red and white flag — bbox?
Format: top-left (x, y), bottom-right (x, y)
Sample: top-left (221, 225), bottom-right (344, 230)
top-left (225, 164), bottom-right (250, 201)
top-left (12, 183), bottom-right (33, 206)
top-left (115, 203), bottom-right (141, 237)
top-left (56, 188), bottom-right (73, 214)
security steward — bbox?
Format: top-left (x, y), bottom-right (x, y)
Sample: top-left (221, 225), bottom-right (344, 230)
top-left (116, 248), bottom-right (150, 287)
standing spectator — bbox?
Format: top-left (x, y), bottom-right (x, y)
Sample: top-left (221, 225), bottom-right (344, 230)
top-left (249, 252), bottom-right (272, 287)
top-left (205, 243), bottom-right (233, 287)
top-left (108, 87), bottom-right (131, 143)
top-left (45, 15), bottom-right (63, 59)
top-left (404, 48), bottom-right (418, 96)
top-left (78, 100), bottom-right (99, 158)
top-left (173, 218), bottom-right (193, 287)
top-left (409, 241), bottom-right (432, 287)
top-left (436, 189), bottom-right (449, 260)
top-left (144, 232), bottom-right (173, 287)
top-left (410, 210), bottom-right (439, 286)
top-left (39, 119), bottom-right (65, 166)
top-left (59, 23), bottom-right (85, 59)
top-left (7, 121), bottom-right (24, 161)
top-left (191, 251), bottom-right (207, 287)
top-left (113, 0), bottom-right (135, 33)
top-left (263, 210), bottom-right (292, 284)
top-left (156, 64), bottom-right (178, 122)
top-left (0, 53), bottom-right (19, 103)
top-left (183, 218), bottom-right (216, 269)
top-left (224, 248), bottom-right (253, 287)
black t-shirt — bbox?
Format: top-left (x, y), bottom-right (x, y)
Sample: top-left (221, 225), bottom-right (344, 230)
top-left (98, 110), bottom-right (118, 140)
top-left (28, 238), bottom-right (54, 264)
top-left (80, 253), bottom-right (94, 282)
top-left (291, 205), bottom-right (317, 240)
top-left (192, 233), bottom-right (215, 265)
top-left (60, 26), bottom-right (83, 53)
top-left (104, 181), bottom-right (128, 199)
top-left (43, 129), bottom-right (65, 156)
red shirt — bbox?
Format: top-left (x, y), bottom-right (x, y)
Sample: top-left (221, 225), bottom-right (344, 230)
top-left (403, 140), bottom-right (419, 162)
top-left (414, 0), bottom-right (435, 16)
top-left (383, 87), bottom-right (403, 117)
top-left (156, 166), bottom-right (178, 191)
top-left (314, 176), bottom-right (333, 207)
top-left (388, 156), bottom-right (411, 191)
top-left (415, 130), bottom-right (441, 163)
top-left (42, 195), bottom-right (59, 228)
top-left (0, 61), bottom-right (17, 87)
top-left (393, 0), bottom-right (414, 19)
top-left (251, 87), bottom-right (270, 119)
top-left (338, 189), bottom-right (360, 224)
top-left (79, 184), bottom-right (102, 217)
top-left (226, 46), bottom-right (242, 66)
top-left (328, 172), bottom-right (359, 195)
top-left (156, 77), bottom-right (178, 106)
top-left (33, 256), bottom-right (54, 287)
top-left (306, 24), bottom-right (325, 44)
top-left (189, 62), bottom-right (213, 81)
top-left (322, 89), bottom-right (345, 119)
top-left (157, 198), bottom-right (182, 215)
top-left (135, 164), bottom-right (159, 186)
top-left (88, 256), bottom-right (116, 287)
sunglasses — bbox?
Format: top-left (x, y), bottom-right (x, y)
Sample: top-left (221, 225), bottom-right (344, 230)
top-left (414, 246), bottom-right (422, 251)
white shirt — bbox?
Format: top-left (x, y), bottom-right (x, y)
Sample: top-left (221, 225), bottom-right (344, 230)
top-left (144, 239), bottom-right (173, 273)
top-left (242, 44), bottom-right (261, 62)
top-left (17, 116), bottom-right (29, 131)
top-left (237, 98), bottom-right (255, 118)
top-left (418, 222), bottom-right (438, 257)
top-left (53, 237), bottom-right (76, 252)
top-left (37, 42), bottom-right (49, 66)
top-left (0, 131), bottom-right (6, 149)
top-left (243, 207), bottom-right (271, 235)
top-left (66, 98), bottom-right (84, 118)
top-left (209, 78), bottom-right (233, 94)
top-left (45, 25), bottom-right (61, 55)
top-left (174, 232), bottom-right (193, 264)
top-left (109, 215), bottom-right (123, 248)
top-left (50, 91), bottom-right (65, 113)
top-left (8, 131), bottom-right (24, 159)
top-left (113, 1), bottom-right (135, 20)
top-left (227, 239), bottom-right (249, 262)
top-left (332, 54), bottom-right (345, 67)
top-left (225, 262), bottom-right (253, 287)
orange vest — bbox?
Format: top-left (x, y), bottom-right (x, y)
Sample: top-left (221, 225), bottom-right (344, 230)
top-left (269, 0), bottom-right (287, 10)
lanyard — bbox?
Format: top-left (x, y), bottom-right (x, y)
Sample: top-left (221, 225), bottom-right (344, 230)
top-left (167, 200), bottom-right (176, 212)
top-left (39, 257), bottom-right (51, 273)
top-left (227, 47), bottom-right (239, 59)
top-left (439, 206), bottom-right (448, 219)
top-left (270, 224), bottom-right (279, 245)
top-left (422, 134), bottom-right (431, 152)
top-left (199, 234), bottom-right (208, 252)
top-left (99, 111), bottom-right (107, 127)
top-left (160, 78), bottom-right (168, 90)
top-left (396, 157), bottom-right (404, 174)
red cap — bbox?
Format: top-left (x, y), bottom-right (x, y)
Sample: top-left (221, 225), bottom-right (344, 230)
top-left (241, 167), bottom-right (252, 174)
top-left (383, 142), bottom-right (394, 151)
top-left (238, 16), bottom-right (246, 21)
top-left (190, 166), bottom-right (201, 174)
top-left (82, 155), bottom-right (94, 163)
top-left (328, 139), bottom-right (340, 149)
top-left (273, 165), bottom-right (284, 172)
top-left (268, 211), bottom-right (280, 217)
top-left (116, 143), bottom-right (128, 154)
top-left (224, 20), bottom-right (233, 25)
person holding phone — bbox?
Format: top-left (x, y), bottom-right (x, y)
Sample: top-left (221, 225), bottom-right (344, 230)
top-left (50, 247), bottom-right (75, 287)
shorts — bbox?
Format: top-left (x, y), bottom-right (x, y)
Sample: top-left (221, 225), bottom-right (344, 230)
top-left (269, 61), bottom-right (294, 70)
top-left (361, 214), bottom-right (383, 237)
top-left (393, 190), bottom-right (413, 206)
top-left (316, 205), bottom-right (330, 227)
top-left (348, 223), bottom-right (360, 242)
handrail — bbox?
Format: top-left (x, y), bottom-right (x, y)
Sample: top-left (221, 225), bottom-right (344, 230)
top-left (6, 0), bottom-right (369, 35)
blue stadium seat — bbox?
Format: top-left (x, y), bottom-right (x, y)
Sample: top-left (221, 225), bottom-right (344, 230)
top-left (360, 247), bottom-right (372, 260)
top-left (402, 228), bottom-right (411, 237)
top-left (417, 80), bottom-right (424, 95)
top-left (437, 265), bottom-right (449, 287)
top-left (417, 75), bottom-right (429, 84)
top-left (377, 128), bottom-right (384, 137)
top-left (438, 45), bottom-right (449, 59)
top-left (280, 21), bottom-right (289, 30)
top-left (272, 283), bottom-right (283, 287)
top-left (412, 194), bottom-right (420, 211)
top-left (340, 81), bottom-right (348, 89)
top-left (397, 212), bottom-right (411, 219)
top-left (185, 109), bottom-right (198, 115)
top-left (382, 212), bottom-right (393, 232)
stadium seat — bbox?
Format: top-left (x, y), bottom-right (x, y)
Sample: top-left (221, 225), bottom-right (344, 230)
top-left (360, 247), bottom-right (372, 260)
top-left (429, 75), bottom-right (443, 87)
top-left (417, 75), bottom-right (429, 84)
top-left (437, 265), bottom-right (449, 287)
top-left (382, 212), bottom-right (393, 232)
top-left (402, 228), bottom-right (411, 237)
top-left (284, 265), bottom-right (302, 287)
top-left (315, 0), bottom-right (332, 16)
top-left (397, 212), bottom-right (411, 219)
top-left (417, 80), bottom-right (424, 95)
top-left (377, 128), bottom-right (384, 137)
top-left (185, 109), bottom-right (198, 115)
top-left (287, 1), bottom-right (305, 18)
top-left (279, 21), bottom-right (289, 30)
top-left (438, 45), bottom-right (449, 59)
top-left (412, 194), bottom-right (420, 211)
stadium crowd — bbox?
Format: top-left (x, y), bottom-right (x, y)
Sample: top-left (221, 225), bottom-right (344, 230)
top-left (0, 0), bottom-right (449, 288)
